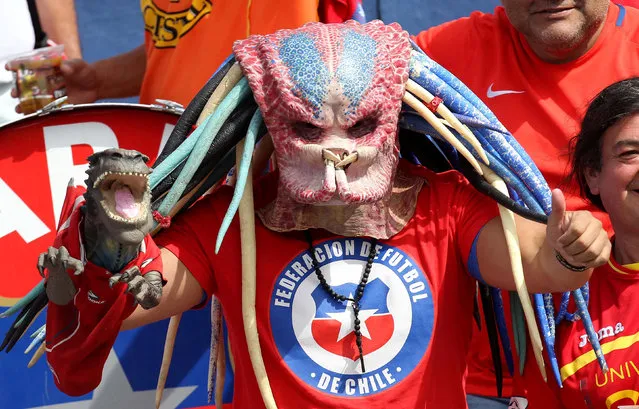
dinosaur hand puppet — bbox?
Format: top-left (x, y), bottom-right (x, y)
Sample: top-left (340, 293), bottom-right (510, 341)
top-left (42, 148), bottom-right (164, 396)
top-left (41, 148), bottom-right (163, 309)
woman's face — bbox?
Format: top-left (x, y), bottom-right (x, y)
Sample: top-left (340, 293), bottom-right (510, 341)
top-left (586, 113), bottom-right (639, 235)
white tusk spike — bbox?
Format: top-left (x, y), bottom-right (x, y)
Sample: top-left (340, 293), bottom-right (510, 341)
top-left (480, 163), bottom-right (546, 381)
top-left (215, 334), bottom-right (226, 409)
top-left (405, 79), bottom-right (489, 166)
top-left (155, 314), bottom-right (182, 409)
top-left (403, 91), bottom-right (483, 175)
top-left (197, 63), bottom-right (244, 127)
top-left (27, 342), bottom-right (46, 368)
top-left (238, 138), bottom-right (278, 409)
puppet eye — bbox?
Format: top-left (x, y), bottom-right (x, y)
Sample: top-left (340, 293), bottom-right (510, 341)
top-left (293, 121), bottom-right (322, 141)
top-left (349, 117), bottom-right (376, 139)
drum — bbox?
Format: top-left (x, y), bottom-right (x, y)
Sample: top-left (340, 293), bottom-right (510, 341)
top-left (0, 102), bottom-right (182, 305)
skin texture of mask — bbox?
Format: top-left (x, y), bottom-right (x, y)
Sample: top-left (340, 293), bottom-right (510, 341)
top-left (233, 20), bottom-right (419, 239)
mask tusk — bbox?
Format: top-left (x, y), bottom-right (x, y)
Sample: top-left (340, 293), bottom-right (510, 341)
top-left (322, 149), bottom-right (342, 164)
top-left (238, 138), bottom-right (278, 409)
top-left (27, 342), bottom-right (46, 368)
top-left (406, 79), bottom-right (489, 165)
top-left (208, 297), bottom-right (223, 403)
top-left (335, 152), bottom-right (358, 169)
top-left (24, 326), bottom-right (46, 354)
top-left (197, 63), bottom-right (244, 127)
top-left (403, 91), bottom-right (483, 175)
top-left (215, 333), bottom-right (226, 409)
top-left (480, 164), bottom-right (547, 382)
top-left (155, 313), bottom-right (182, 409)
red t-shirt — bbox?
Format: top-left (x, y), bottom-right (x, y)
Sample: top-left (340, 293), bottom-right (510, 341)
top-left (156, 162), bottom-right (499, 408)
top-left (45, 198), bottom-right (163, 396)
top-left (512, 254), bottom-right (639, 409)
top-left (415, 3), bottom-right (639, 396)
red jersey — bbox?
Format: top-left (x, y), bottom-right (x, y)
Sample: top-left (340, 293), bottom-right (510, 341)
top-left (156, 161), bottom-right (499, 408)
top-left (415, 3), bottom-right (639, 396)
top-left (45, 200), bottom-right (163, 396)
top-left (512, 254), bottom-right (639, 409)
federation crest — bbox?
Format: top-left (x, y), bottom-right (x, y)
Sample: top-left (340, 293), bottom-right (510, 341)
top-left (270, 238), bottom-right (434, 397)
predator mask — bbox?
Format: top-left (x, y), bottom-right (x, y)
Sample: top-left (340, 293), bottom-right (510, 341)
top-left (234, 20), bottom-right (412, 206)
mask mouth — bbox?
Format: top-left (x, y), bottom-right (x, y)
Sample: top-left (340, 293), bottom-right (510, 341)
top-left (93, 171), bottom-right (150, 224)
top-left (289, 144), bottom-right (381, 203)
top-left (323, 148), bottom-right (361, 202)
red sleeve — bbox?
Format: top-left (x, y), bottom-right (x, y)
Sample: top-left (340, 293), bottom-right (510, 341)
top-left (155, 192), bottom-right (227, 302)
top-left (447, 172), bottom-right (499, 264)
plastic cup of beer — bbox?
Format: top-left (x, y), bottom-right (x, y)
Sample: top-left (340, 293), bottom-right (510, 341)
top-left (6, 45), bottom-right (67, 115)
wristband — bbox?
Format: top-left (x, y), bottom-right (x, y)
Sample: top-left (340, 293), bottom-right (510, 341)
top-left (555, 251), bottom-right (587, 272)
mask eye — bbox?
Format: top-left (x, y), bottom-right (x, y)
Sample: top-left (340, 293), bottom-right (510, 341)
top-left (349, 117), bottom-right (376, 139)
top-left (293, 122), bottom-right (322, 141)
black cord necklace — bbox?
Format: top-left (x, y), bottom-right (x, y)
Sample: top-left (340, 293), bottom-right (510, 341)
top-left (304, 230), bottom-right (378, 373)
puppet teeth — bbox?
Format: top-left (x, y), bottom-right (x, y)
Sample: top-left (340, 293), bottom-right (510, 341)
top-left (93, 171), bottom-right (150, 189)
top-left (406, 79), bottom-right (489, 166)
top-left (402, 91), bottom-right (484, 175)
top-left (480, 164), bottom-right (547, 381)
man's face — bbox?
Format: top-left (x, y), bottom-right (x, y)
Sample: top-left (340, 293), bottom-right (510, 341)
top-left (501, 0), bottom-right (608, 57)
top-left (586, 114), bottom-right (639, 237)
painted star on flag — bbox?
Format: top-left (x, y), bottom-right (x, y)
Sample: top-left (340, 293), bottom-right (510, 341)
top-left (28, 349), bottom-right (197, 409)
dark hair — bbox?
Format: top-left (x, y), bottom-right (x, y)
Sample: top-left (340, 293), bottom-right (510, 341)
top-left (570, 77), bottom-right (639, 210)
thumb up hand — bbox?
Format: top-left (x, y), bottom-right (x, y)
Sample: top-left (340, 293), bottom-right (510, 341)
top-left (546, 189), bottom-right (610, 271)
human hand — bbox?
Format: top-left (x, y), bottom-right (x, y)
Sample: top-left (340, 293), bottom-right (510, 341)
top-left (546, 189), bottom-right (611, 271)
top-left (9, 58), bottom-right (100, 113)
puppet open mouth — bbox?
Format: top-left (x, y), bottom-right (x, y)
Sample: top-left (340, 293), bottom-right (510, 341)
top-left (94, 171), bottom-right (150, 223)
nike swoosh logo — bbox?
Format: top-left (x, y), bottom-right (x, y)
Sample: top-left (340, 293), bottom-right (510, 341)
top-left (487, 83), bottom-right (525, 98)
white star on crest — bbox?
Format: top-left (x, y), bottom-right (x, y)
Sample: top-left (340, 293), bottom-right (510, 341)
top-left (29, 349), bottom-right (197, 409)
top-left (326, 295), bottom-right (378, 342)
